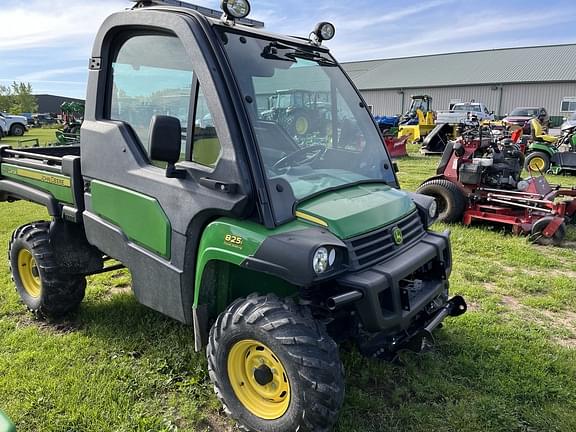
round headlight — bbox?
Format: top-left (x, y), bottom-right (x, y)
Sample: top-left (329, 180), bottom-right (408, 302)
top-left (313, 247), bottom-right (329, 274)
top-left (429, 199), bottom-right (438, 218)
top-left (221, 0), bottom-right (251, 19)
top-left (314, 22), bottom-right (336, 42)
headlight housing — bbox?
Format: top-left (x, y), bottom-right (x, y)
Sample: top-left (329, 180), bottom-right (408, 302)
top-left (407, 192), bottom-right (438, 228)
top-left (428, 199), bottom-right (438, 219)
top-left (312, 246), bottom-right (339, 275)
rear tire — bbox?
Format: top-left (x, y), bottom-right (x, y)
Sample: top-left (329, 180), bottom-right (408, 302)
top-left (529, 217), bottom-right (566, 246)
top-left (207, 294), bottom-right (344, 432)
top-left (525, 151), bottom-right (550, 173)
top-left (416, 179), bottom-right (467, 223)
top-left (9, 222), bottom-right (86, 318)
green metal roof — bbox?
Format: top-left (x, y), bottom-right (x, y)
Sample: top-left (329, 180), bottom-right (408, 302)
top-left (342, 44), bottom-right (576, 90)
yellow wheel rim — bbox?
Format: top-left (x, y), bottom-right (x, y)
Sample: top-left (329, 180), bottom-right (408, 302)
top-left (17, 249), bottom-right (41, 298)
top-left (295, 117), bottom-right (309, 135)
top-left (227, 339), bottom-right (290, 420)
top-left (529, 157), bottom-right (546, 171)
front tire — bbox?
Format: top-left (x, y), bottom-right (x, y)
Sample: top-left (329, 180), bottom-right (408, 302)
top-left (10, 124), bottom-right (25, 136)
top-left (416, 179), bottom-right (467, 223)
top-left (9, 222), bottom-right (86, 318)
top-left (207, 294), bottom-right (344, 432)
top-left (529, 217), bottom-right (566, 246)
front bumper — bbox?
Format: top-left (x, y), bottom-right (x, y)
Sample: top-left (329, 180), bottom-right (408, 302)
top-left (335, 230), bottom-right (455, 333)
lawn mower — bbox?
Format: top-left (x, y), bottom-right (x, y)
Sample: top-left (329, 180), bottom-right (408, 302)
top-left (524, 118), bottom-right (576, 175)
top-left (417, 122), bottom-right (576, 245)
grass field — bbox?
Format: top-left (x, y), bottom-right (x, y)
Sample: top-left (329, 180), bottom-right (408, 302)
top-left (1, 137), bottom-right (575, 431)
top-left (1, 128), bottom-right (59, 147)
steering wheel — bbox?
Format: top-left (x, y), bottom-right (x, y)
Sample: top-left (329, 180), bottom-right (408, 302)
top-left (272, 145), bottom-right (326, 170)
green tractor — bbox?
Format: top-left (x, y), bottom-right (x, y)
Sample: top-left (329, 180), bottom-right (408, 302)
top-left (0, 1), bottom-right (466, 430)
top-left (55, 102), bottom-right (84, 145)
top-left (261, 89), bottom-right (331, 138)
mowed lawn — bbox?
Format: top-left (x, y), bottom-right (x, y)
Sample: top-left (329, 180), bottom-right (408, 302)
top-left (1, 128), bottom-right (59, 147)
top-left (1, 137), bottom-right (576, 431)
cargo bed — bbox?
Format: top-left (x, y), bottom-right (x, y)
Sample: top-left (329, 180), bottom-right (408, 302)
top-left (0, 145), bottom-right (84, 222)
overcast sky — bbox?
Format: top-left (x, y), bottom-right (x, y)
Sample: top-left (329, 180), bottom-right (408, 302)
top-left (1, 0), bottom-right (575, 99)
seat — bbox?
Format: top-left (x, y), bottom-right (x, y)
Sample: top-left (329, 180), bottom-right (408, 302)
top-left (530, 118), bottom-right (557, 144)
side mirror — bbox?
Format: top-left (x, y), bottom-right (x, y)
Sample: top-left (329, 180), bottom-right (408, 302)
top-left (563, 117), bottom-right (567, 121)
top-left (149, 115), bottom-right (185, 178)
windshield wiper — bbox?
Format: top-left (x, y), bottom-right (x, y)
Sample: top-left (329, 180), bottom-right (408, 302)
top-left (261, 42), bottom-right (336, 66)
top-left (288, 51), bottom-right (336, 66)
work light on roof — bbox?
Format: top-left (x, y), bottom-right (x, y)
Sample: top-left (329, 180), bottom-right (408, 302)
top-left (221, 0), bottom-right (251, 19)
top-left (311, 22), bottom-right (335, 45)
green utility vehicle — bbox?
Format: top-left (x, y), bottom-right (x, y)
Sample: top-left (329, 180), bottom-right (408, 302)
top-left (0, 1), bottom-right (466, 430)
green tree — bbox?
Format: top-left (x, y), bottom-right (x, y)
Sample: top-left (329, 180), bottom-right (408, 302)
top-left (9, 82), bottom-right (38, 114)
top-left (0, 85), bottom-right (14, 113)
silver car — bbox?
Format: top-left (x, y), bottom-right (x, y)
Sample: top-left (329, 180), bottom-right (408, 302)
top-left (561, 112), bottom-right (576, 132)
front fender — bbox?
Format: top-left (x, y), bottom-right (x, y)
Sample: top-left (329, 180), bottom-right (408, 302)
top-left (193, 217), bottom-right (345, 306)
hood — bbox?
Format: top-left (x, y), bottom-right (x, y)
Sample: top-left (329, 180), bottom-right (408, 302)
top-left (296, 184), bottom-right (415, 239)
top-left (561, 119), bottom-right (576, 131)
top-left (504, 116), bottom-right (531, 123)
top-left (4, 114), bottom-right (27, 122)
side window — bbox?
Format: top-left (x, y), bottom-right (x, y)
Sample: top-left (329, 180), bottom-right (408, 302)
top-left (109, 33), bottom-right (193, 162)
top-left (192, 87), bottom-right (222, 167)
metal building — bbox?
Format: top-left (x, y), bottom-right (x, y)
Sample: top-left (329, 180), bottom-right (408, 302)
top-left (342, 44), bottom-right (576, 125)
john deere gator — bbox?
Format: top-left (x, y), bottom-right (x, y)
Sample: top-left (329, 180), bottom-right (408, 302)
top-left (0, 1), bottom-right (466, 430)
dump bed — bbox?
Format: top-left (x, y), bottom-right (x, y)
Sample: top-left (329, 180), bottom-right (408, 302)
top-left (0, 145), bottom-right (84, 222)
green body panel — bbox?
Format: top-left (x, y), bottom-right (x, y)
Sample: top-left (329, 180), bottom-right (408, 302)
top-left (91, 181), bottom-right (171, 259)
top-left (0, 411), bottom-right (15, 432)
top-left (528, 142), bottom-right (557, 156)
top-left (297, 184), bottom-right (415, 239)
top-left (0, 163), bottom-right (74, 204)
top-left (572, 134), bottom-right (576, 147)
top-left (193, 217), bottom-right (310, 307)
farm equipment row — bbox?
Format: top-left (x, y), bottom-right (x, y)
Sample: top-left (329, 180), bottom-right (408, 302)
top-left (417, 121), bottom-right (576, 245)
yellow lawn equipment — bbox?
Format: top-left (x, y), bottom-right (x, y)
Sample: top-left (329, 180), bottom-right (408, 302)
top-left (397, 95), bottom-right (435, 143)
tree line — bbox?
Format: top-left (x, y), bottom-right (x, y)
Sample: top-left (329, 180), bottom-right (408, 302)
top-left (0, 82), bottom-right (38, 114)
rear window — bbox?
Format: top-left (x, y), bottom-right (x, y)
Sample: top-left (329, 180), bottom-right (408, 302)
top-left (453, 104), bottom-right (481, 112)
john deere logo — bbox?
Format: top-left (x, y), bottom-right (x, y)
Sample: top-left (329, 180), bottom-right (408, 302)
top-left (392, 227), bottom-right (403, 245)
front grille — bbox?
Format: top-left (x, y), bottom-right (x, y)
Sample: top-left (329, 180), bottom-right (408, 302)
top-left (346, 210), bottom-right (425, 269)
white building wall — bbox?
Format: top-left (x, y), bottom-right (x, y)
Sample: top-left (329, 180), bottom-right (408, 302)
top-left (500, 83), bottom-right (576, 117)
top-left (361, 82), bottom-right (576, 118)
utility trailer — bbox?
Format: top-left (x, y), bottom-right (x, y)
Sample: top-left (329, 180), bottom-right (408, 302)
top-left (0, 1), bottom-right (466, 431)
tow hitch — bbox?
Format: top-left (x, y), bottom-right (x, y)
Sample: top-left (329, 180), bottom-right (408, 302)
top-left (361, 296), bottom-right (467, 359)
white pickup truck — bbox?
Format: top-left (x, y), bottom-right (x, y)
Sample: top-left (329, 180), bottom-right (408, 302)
top-left (0, 116), bottom-right (7, 139)
top-left (436, 102), bottom-right (495, 124)
top-left (0, 112), bottom-right (28, 136)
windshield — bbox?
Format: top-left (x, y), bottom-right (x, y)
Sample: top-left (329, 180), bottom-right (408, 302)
top-left (510, 108), bottom-right (539, 117)
top-left (453, 104), bottom-right (481, 112)
top-left (219, 31), bottom-right (396, 208)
